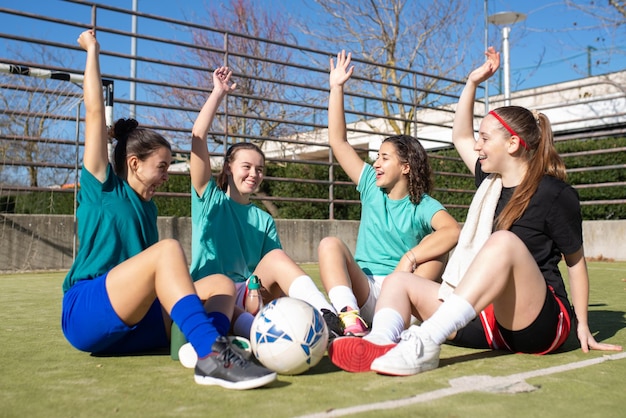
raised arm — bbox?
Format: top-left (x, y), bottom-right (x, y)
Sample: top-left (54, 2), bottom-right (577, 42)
top-left (565, 248), bottom-right (622, 353)
top-left (328, 51), bottom-right (365, 184)
top-left (190, 67), bottom-right (236, 196)
top-left (77, 30), bottom-right (109, 182)
top-left (452, 47), bottom-right (500, 174)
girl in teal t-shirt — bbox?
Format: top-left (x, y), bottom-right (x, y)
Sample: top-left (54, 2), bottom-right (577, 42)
top-left (61, 30), bottom-right (275, 390)
top-left (321, 51), bottom-right (461, 339)
top-left (189, 67), bottom-right (340, 340)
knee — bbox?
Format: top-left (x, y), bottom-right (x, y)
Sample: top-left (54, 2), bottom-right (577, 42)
top-left (485, 230), bottom-right (523, 252)
top-left (263, 248), bottom-right (291, 263)
top-left (380, 271), bottom-right (406, 289)
top-left (154, 239), bottom-right (186, 260)
top-left (317, 236), bottom-right (343, 255)
top-left (196, 274), bottom-right (236, 298)
top-left (214, 274), bottom-right (236, 295)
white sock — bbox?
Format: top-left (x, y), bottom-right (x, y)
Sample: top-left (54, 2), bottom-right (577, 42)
top-left (288, 275), bottom-right (334, 313)
top-left (233, 312), bottom-right (255, 340)
top-left (419, 293), bottom-right (476, 345)
top-left (363, 308), bottom-right (405, 345)
top-left (327, 285), bottom-right (359, 313)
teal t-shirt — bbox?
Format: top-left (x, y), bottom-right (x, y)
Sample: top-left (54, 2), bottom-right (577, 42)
top-left (62, 165), bottom-right (158, 293)
top-left (354, 164), bottom-right (446, 276)
top-left (190, 178), bottom-right (282, 283)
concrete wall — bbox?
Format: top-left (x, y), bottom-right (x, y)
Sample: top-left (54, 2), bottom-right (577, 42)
top-left (0, 214), bottom-right (624, 273)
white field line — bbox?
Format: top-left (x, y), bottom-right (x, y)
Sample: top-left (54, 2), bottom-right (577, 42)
top-left (299, 352), bottom-right (626, 418)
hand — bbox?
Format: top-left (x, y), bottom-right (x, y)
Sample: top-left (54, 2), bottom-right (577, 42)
top-left (467, 46), bottom-right (500, 85)
top-left (212, 66), bottom-right (237, 95)
top-left (329, 50), bottom-right (354, 89)
top-left (77, 29), bottom-right (99, 52)
top-left (394, 253), bottom-right (417, 274)
top-left (577, 324), bottom-right (622, 353)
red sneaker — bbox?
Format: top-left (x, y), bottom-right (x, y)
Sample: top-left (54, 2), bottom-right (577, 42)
top-left (328, 336), bottom-right (396, 373)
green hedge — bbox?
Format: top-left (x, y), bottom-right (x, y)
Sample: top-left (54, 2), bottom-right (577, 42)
top-left (4, 136), bottom-right (624, 221)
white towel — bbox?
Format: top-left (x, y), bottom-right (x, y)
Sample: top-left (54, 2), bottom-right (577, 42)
top-left (438, 173), bottom-right (502, 300)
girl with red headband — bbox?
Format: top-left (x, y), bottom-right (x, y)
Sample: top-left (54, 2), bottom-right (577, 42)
top-left (329, 47), bottom-right (622, 375)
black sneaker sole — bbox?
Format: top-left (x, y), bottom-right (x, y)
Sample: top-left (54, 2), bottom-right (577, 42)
top-left (194, 371), bottom-right (277, 390)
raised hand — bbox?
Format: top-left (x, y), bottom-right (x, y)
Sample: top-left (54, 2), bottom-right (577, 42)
top-left (329, 50), bottom-right (354, 89)
top-left (468, 46), bottom-right (500, 85)
top-left (212, 66), bottom-right (237, 95)
top-left (77, 29), bottom-right (98, 52)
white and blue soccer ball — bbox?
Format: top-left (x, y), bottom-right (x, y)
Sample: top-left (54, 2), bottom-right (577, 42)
top-left (250, 297), bottom-right (329, 375)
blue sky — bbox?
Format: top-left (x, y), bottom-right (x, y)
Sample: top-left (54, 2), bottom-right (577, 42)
top-left (1, 0), bottom-right (625, 93)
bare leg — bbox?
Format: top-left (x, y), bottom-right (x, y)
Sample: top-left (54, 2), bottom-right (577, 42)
top-left (194, 274), bottom-right (237, 319)
top-left (105, 239), bottom-right (210, 325)
top-left (317, 236), bottom-right (371, 305)
top-left (253, 248), bottom-right (334, 315)
top-left (454, 230), bottom-right (547, 330)
top-left (375, 272), bottom-right (442, 327)
top-left (252, 249), bottom-right (304, 299)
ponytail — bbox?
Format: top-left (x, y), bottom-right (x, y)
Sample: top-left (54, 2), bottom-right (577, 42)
top-left (492, 107), bottom-right (565, 230)
top-left (109, 118), bottom-right (171, 179)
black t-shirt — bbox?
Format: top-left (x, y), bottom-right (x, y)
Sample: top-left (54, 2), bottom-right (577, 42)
top-left (476, 161), bottom-right (582, 315)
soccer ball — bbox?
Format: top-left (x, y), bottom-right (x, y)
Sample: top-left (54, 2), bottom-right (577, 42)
top-left (250, 297), bottom-right (329, 375)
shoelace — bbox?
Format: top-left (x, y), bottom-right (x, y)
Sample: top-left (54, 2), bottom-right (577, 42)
top-left (217, 342), bottom-right (248, 368)
top-left (339, 310), bottom-right (363, 327)
top-left (400, 329), bottom-right (424, 356)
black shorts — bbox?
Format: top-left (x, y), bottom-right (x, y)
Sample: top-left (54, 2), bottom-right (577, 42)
top-left (450, 286), bottom-right (571, 354)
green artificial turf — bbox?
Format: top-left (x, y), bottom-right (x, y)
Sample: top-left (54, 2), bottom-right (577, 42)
top-left (1, 262), bottom-right (624, 418)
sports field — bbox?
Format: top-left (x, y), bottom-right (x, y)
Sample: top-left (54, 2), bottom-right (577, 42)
top-left (1, 262), bottom-right (624, 418)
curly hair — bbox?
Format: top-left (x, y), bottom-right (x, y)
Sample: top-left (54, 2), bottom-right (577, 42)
top-left (383, 135), bottom-right (433, 205)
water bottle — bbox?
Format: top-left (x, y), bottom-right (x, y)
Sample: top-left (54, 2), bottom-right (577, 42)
top-left (245, 275), bottom-right (263, 316)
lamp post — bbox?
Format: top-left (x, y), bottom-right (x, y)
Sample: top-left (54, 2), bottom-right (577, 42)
top-left (488, 11), bottom-right (526, 106)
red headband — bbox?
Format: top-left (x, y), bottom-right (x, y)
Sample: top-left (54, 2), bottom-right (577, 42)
top-left (488, 110), bottom-right (529, 150)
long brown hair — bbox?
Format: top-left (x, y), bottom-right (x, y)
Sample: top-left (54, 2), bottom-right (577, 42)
top-left (383, 135), bottom-right (433, 205)
top-left (216, 142), bottom-right (266, 191)
top-left (491, 106), bottom-right (566, 230)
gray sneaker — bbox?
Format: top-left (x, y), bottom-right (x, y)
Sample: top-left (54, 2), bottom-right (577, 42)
top-left (194, 336), bottom-right (276, 390)
top-left (370, 326), bottom-right (440, 376)
top-left (179, 336), bottom-right (253, 369)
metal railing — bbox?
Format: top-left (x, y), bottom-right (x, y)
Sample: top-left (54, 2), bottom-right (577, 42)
top-left (1, 1), bottom-right (624, 220)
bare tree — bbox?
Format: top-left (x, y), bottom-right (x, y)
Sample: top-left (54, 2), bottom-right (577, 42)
top-left (303, 0), bottom-right (479, 135)
top-left (159, 0), bottom-right (307, 153)
top-left (561, 0), bottom-right (626, 76)
top-left (0, 45), bottom-right (82, 189)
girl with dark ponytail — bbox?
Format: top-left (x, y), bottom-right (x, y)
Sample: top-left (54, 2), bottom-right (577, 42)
top-left (61, 30), bottom-right (275, 390)
top-left (330, 47), bottom-right (621, 375)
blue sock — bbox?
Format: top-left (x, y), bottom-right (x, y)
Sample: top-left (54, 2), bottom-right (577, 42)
top-left (208, 311), bottom-right (231, 337)
top-left (170, 294), bottom-right (228, 358)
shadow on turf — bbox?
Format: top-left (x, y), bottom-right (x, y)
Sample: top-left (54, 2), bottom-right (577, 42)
top-left (89, 308), bottom-right (624, 372)
top-left (588, 307), bottom-right (625, 343)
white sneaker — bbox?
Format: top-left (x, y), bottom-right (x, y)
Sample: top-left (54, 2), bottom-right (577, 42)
top-left (179, 336), bottom-right (253, 369)
top-left (370, 326), bottom-right (440, 376)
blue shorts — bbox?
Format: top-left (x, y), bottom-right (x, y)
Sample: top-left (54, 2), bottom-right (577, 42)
top-left (62, 273), bottom-right (168, 354)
